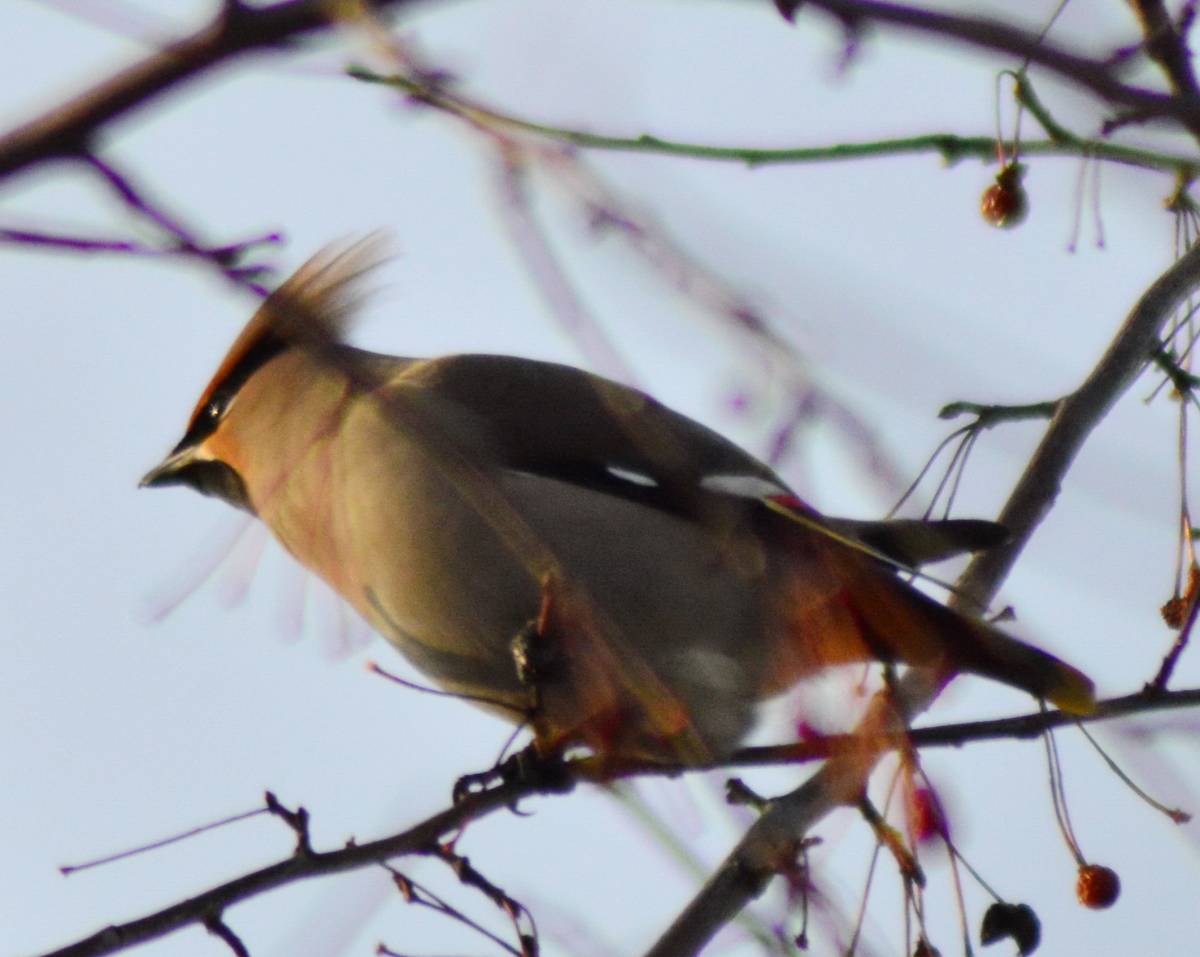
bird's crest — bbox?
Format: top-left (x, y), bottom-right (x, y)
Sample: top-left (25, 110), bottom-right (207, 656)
top-left (186, 235), bottom-right (390, 433)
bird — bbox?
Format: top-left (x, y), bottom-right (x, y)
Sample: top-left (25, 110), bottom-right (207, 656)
top-left (141, 239), bottom-right (1095, 765)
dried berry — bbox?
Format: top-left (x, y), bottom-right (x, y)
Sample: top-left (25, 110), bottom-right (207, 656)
top-left (907, 786), bottom-right (947, 844)
top-left (1162, 594), bottom-right (1188, 628)
top-left (980, 901), bottom-right (1041, 955)
top-left (981, 163), bottom-right (1028, 229)
top-left (1077, 863), bottom-right (1120, 909)
top-left (1162, 563), bottom-right (1200, 627)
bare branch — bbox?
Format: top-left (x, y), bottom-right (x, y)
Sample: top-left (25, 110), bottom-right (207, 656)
top-left (32, 678), bottom-right (1200, 957)
top-left (0, 0), bottom-right (427, 181)
top-left (645, 686), bottom-right (1200, 774)
top-left (788, 0), bottom-right (1200, 140)
top-left (33, 773), bottom-right (552, 957)
top-left (202, 914), bottom-right (249, 957)
top-left (957, 245), bottom-right (1200, 604)
top-left (1128, 0), bottom-right (1200, 118)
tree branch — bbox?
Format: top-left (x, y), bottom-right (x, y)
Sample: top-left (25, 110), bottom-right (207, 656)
top-left (349, 66), bottom-right (1199, 174)
top-left (788, 0), bottom-right (1200, 141)
top-left (957, 241), bottom-right (1200, 603)
top-left (617, 686), bottom-right (1200, 774)
top-left (37, 681), bottom-right (1200, 957)
top-left (0, 0), bottom-right (428, 181)
top-left (35, 772), bottom-right (549, 957)
top-left (1127, 0), bottom-right (1200, 122)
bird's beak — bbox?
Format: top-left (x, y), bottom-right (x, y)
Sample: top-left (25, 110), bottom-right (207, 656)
top-left (139, 443), bottom-right (255, 513)
top-left (140, 444), bottom-right (197, 489)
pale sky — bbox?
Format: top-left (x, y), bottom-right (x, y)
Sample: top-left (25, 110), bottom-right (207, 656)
top-left (3, 2), bottom-right (1198, 956)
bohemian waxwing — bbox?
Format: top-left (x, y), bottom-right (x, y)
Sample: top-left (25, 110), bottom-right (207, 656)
top-left (141, 240), bottom-right (1095, 764)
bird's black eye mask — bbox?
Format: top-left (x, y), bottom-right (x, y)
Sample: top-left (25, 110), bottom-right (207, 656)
top-left (176, 331), bottom-right (288, 451)
top-left (150, 331), bottom-right (289, 515)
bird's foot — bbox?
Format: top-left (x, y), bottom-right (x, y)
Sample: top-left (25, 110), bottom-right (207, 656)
top-left (452, 742), bottom-right (574, 807)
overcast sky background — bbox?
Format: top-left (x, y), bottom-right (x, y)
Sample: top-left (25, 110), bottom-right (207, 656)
top-left (3, 2), bottom-right (1200, 956)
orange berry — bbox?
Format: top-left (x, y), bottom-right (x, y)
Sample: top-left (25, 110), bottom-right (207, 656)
top-left (1077, 863), bottom-right (1120, 909)
top-left (1162, 594), bottom-right (1188, 628)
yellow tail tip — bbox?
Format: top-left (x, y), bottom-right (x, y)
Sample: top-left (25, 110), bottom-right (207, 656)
top-left (1048, 671), bottom-right (1097, 715)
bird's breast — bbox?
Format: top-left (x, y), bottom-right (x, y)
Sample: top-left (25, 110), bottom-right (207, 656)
top-left (254, 392), bottom-right (780, 759)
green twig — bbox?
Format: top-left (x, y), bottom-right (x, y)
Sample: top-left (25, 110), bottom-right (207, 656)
top-left (1011, 72), bottom-right (1079, 146)
top-left (348, 66), bottom-right (1198, 176)
top-left (937, 398), bottom-right (1061, 427)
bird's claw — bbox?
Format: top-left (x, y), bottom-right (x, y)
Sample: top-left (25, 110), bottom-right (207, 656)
top-left (452, 744), bottom-right (574, 808)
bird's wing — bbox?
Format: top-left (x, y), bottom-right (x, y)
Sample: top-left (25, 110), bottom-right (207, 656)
top-left (394, 353), bottom-right (1010, 568)
top-left (394, 352), bottom-right (788, 511)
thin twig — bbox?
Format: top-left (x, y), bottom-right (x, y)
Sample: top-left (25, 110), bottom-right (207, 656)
top-left (59, 804), bottom-right (272, 876)
top-left (588, 686), bottom-right (1200, 777)
top-left (491, 154), bottom-right (636, 383)
top-left (431, 843), bottom-right (540, 955)
top-left (202, 914), bottom-right (249, 957)
top-left (1075, 721), bottom-right (1191, 824)
top-left (383, 866), bottom-right (525, 957)
top-left (33, 773), bottom-right (552, 957)
top-left (79, 153), bottom-right (281, 294)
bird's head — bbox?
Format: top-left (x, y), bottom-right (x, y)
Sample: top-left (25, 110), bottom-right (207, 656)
top-left (141, 237), bottom-right (389, 514)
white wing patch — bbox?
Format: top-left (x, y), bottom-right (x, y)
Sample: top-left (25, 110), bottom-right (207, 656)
top-left (700, 473), bottom-right (789, 499)
top-left (606, 465), bottom-right (659, 488)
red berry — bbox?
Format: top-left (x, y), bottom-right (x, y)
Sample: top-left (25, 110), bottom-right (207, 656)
top-left (907, 787), bottom-right (947, 844)
top-left (1077, 863), bottom-right (1120, 909)
top-left (981, 163), bottom-right (1028, 229)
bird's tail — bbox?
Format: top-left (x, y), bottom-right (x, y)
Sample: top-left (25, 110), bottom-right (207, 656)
top-left (907, 588), bottom-right (1096, 714)
top-left (761, 502), bottom-right (1096, 714)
